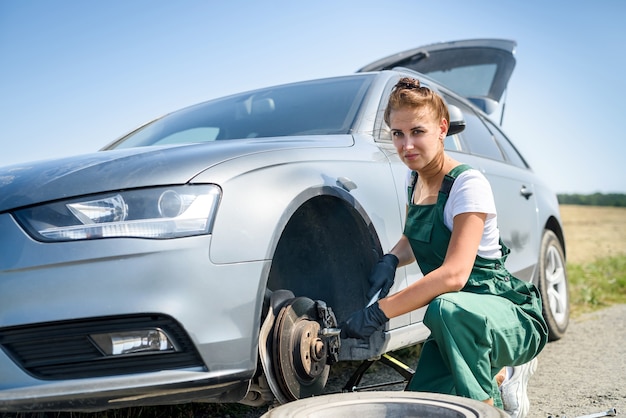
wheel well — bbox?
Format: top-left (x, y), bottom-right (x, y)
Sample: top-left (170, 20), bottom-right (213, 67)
top-left (267, 195), bottom-right (381, 322)
top-left (545, 215), bottom-right (566, 260)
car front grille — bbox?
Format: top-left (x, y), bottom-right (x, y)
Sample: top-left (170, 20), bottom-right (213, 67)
top-left (0, 314), bottom-right (205, 380)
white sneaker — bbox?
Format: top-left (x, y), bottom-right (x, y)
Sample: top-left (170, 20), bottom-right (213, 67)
top-left (499, 357), bottom-right (538, 418)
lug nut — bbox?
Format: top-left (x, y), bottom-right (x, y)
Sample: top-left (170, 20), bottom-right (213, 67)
top-left (311, 338), bottom-right (326, 361)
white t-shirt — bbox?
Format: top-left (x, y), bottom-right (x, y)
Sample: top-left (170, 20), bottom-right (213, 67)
top-left (406, 168), bottom-right (502, 259)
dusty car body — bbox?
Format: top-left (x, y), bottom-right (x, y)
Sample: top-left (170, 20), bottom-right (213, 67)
top-left (0, 39), bottom-right (568, 411)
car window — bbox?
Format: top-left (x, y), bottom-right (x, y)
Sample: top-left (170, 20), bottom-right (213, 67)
top-left (359, 42), bottom-right (516, 105)
top-left (108, 75), bottom-right (374, 149)
top-left (427, 63), bottom-right (497, 101)
top-left (482, 119), bottom-right (528, 169)
top-left (457, 107), bottom-right (504, 161)
top-left (161, 127), bottom-right (220, 144)
top-left (417, 48), bottom-right (514, 104)
top-left (444, 134), bottom-right (462, 151)
top-left (443, 95), bottom-right (527, 167)
top-left (134, 127), bottom-right (221, 146)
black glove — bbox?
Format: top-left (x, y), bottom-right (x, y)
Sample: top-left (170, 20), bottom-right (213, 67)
top-left (340, 302), bottom-right (389, 340)
top-left (366, 254), bottom-right (399, 300)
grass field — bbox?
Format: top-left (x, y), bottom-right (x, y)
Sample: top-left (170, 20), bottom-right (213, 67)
top-left (559, 204), bottom-right (626, 264)
top-left (559, 204), bottom-right (626, 316)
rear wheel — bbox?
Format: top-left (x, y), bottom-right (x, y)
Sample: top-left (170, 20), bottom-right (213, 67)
top-left (537, 230), bottom-right (569, 340)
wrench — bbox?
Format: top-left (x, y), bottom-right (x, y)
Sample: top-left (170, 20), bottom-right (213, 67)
top-left (318, 290), bottom-right (379, 337)
top-left (318, 327), bottom-right (341, 337)
top-left (574, 408), bottom-right (617, 418)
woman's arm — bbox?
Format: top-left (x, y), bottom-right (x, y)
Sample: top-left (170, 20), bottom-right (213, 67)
top-left (378, 211), bottom-right (487, 319)
top-left (388, 235), bottom-right (416, 267)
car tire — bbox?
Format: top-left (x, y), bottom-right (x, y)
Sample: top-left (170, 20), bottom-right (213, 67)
top-left (261, 391), bottom-right (508, 417)
top-left (537, 229), bottom-right (569, 341)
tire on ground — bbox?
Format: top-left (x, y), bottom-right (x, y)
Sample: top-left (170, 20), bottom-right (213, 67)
top-left (261, 391), bottom-right (508, 417)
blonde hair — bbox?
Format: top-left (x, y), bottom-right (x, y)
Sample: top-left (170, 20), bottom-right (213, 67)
top-left (384, 77), bottom-right (449, 129)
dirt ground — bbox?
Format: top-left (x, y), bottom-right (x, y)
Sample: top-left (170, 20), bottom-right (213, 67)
top-left (526, 303), bottom-right (625, 418)
top-left (559, 205), bottom-right (626, 263)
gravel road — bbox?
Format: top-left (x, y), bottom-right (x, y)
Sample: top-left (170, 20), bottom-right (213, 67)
top-left (527, 304), bottom-right (625, 418)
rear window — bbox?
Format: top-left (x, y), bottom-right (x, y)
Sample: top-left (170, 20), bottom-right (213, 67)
top-left (483, 118), bottom-right (529, 169)
top-left (442, 95), bottom-right (505, 161)
top-left (460, 109), bottom-right (504, 161)
top-left (402, 47), bottom-right (515, 103)
top-left (426, 63), bottom-right (497, 99)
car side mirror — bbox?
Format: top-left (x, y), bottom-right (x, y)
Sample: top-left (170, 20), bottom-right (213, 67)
top-left (447, 104), bottom-right (465, 136)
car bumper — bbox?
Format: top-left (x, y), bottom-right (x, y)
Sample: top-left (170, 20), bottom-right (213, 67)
top-left (0, 367), bottom-right (252, 412)
top-left (0, 213), bottom-right (267, 410)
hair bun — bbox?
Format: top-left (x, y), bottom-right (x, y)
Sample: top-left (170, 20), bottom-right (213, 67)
top-left (396, 77), bottom-right (421, 90)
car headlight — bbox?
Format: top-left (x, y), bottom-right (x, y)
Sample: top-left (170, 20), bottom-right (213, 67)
top-left (13, 185), bottom-right (221, 242)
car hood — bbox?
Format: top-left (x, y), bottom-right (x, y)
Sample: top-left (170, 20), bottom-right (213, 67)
top-left (0, 136), bottom-right (352, 212)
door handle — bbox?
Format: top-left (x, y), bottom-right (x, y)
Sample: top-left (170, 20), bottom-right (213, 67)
top-left (520, 185), bottom-right (533, 200)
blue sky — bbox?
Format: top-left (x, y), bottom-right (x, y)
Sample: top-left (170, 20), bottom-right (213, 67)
top-left (1, 0), bottom-right (624, 194)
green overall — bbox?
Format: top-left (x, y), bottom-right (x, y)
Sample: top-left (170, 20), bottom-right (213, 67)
top-left (404, 164), bottom-right (548, 406)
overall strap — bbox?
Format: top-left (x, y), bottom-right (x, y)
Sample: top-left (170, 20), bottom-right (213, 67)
top-left (440, 164), bottom-right (472, 196)
top-left (407, 164), bottom-right (473, 202)
top-left (407, 171), bottom-right (418, 203)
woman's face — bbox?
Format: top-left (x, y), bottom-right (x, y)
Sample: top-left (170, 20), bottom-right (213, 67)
top-left (389, 106), bottom-right (448, 172)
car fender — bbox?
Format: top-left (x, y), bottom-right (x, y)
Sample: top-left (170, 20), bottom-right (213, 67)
top-left (191, 136), bottom-right (404, 266)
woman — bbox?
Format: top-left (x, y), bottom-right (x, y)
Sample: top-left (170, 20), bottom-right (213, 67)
top-left (341, 77), bottom-right (548, 416)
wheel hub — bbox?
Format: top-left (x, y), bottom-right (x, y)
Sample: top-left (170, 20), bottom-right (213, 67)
top-left (272, 297), bottom-right (329, 400)
top-left (292, 320), bottom-right (326, 379)
top-left (261, 295), bottom-right (339, 402)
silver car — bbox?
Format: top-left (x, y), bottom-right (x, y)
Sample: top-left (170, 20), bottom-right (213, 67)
top-left (0, 39), bottom-right (568, 412)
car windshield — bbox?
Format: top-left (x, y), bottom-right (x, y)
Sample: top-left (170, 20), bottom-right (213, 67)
top-left (107, 75), bottom-right (374, 149)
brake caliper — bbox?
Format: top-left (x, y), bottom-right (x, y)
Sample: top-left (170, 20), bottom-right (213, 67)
top-left (316, 299), bottom-right (340, 365)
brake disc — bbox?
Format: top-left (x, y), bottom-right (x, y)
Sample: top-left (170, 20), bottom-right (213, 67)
top-left (272, 297), bottom-right (331, 401)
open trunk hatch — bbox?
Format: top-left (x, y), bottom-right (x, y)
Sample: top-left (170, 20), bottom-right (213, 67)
top-left (358, 39), bottom-right (516, 117)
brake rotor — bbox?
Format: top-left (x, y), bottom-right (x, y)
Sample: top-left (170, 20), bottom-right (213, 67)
top-left (272, 297), bottom-right (330, 401)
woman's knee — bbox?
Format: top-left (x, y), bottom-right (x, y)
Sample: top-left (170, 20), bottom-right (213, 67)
top-left (424, 295), bottom-right (456, 328)
top-left (424, 294), bottom-right (489, 335)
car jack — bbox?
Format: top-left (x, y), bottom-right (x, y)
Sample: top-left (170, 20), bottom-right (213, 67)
top-left (342, 353), bottom-right (416, 392)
